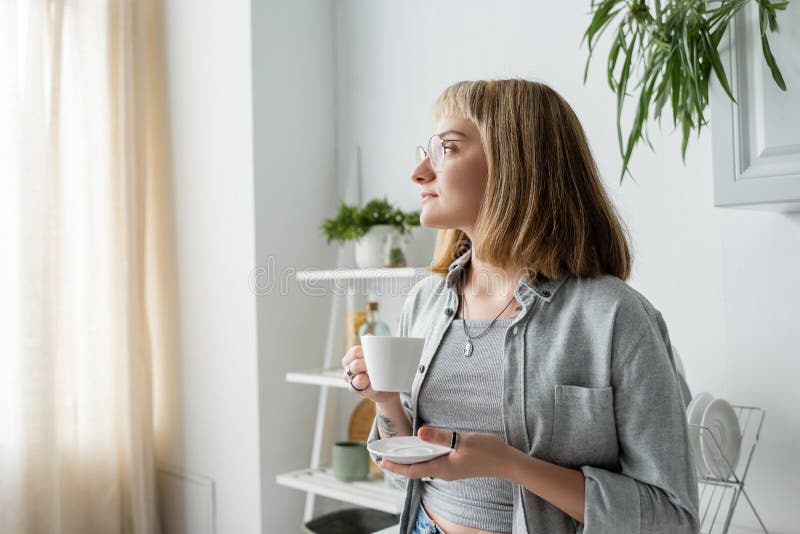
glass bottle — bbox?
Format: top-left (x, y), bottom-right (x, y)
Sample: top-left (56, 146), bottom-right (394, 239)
top-left (358, 301), bottom-right (391, 342)
top-left (346, 308), bottom-right (368, 349)
top-left (384, 232), bottom-right (407, 267)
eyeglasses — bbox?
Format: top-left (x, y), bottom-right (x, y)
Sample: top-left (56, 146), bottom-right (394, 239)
top-left (415, 134), bottom-right (453, 171)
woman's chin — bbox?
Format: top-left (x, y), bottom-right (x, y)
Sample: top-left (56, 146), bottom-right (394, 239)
top-left (419, 214), bottom-right (440, 229)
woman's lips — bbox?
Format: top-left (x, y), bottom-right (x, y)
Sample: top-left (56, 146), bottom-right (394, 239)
top-left (421, 193), bottom-right (438, 201)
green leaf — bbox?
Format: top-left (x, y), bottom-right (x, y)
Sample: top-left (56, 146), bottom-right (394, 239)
top-left (760, 33), bottom-right (787, 90)
top-left (606, 30), bottom-right (624, 89)
top-left (670, 54), bottom-right (681, 127)
top-left (702, 31), bottom-right (735, 102)
top-left (615, 29), bottom-right (636, 159)
top-left (583, 4), bottom-right (624, 83)
top-left (653, 57), bottom-right (673, 119)
top-left (762, 1), bottom-right (780, 30)
top-left (583, 0), bottom-right (623, 48)
top-left (758, 3), bottom-right (768, 34)
top-left (680, 112), bottom-right (691, 161)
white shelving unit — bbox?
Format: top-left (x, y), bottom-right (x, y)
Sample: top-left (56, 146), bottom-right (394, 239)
top-left (286, 367), bottom-right (355, 388)
top-left (276, 262), bottom-right (427, 529)
top-left (295, 267), bottom-right (425, 283)
top-left (276, 468), bottom-right (404, 514)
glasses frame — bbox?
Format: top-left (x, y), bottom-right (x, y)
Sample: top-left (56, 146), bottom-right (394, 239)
top-left (415, 134), bottom-right (457, 171)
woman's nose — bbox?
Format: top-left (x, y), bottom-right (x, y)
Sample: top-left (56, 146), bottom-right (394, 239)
top-left (411, 157), bottom-right (436, 184)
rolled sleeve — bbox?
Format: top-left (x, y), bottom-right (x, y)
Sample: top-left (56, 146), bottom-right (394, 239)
top-left (580, 466), bottom-right (640, 532)
top-left (580, 312), bottom-right (700, 533)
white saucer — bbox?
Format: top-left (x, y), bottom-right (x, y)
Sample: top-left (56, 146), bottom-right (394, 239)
top-left (700, 398), bottom-right (741, 480)
top-left (686, 392), bottom-right (714, 477)
top-left (367, 436), bottom-right (453, 465)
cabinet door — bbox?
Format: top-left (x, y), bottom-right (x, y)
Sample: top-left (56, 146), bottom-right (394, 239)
top-left (709, 2), bottom-right (800, 212)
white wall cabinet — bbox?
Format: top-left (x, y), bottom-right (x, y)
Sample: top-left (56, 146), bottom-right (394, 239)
top-left (710, 2), bottom-right (800, 211)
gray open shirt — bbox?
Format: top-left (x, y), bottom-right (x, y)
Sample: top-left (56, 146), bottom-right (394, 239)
top-left (368, 247), bottom-right (700, 533)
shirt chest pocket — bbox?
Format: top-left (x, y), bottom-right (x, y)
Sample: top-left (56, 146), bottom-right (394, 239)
top-left (549, 384), bottom-right (620, 470)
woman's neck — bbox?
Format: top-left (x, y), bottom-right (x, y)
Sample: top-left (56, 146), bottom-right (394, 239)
top-left (465, 253), bottom-right (527, 298)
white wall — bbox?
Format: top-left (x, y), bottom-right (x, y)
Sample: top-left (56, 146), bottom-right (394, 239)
top-left (250, 1), bottom-right (344, 531)
top-left (333, 1), bottom-right (800, 532)
top-left (159, 1), bottom-right (263, 533)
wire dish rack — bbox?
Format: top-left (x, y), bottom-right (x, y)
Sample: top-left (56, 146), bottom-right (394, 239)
top-left (688, 405), bottom-right (768, 534)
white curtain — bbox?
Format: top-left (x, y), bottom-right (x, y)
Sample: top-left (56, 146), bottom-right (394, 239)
top-left (0, 1), bottom-right (175, 532)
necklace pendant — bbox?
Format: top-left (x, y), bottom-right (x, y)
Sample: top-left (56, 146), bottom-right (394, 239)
top-left (464, 340), bottom-right (473, 357)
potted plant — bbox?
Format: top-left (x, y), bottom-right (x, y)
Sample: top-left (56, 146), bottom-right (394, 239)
top-left (320, 197), bottom-right (418, 268)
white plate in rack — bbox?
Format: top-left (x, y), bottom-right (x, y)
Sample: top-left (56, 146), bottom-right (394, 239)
top-left (700, 398), bottom-right (742, 480)
top-left (368, 436), bottom-right (453, 465)
top-left (686, 392), bottom-right (714, 478)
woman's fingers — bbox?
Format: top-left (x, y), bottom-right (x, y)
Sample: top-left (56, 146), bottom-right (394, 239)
top-left (340, 345), bottom-right (364, 370)
top-left (341, 345), bottom-right (371, 393)
top-left (348, 358), bottom-right (367, 375)
top-left (350, 373), bottom-right (370, 391)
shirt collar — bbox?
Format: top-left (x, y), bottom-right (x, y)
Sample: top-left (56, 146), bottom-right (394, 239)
top-left (444, 246), bottom-right (569, 304)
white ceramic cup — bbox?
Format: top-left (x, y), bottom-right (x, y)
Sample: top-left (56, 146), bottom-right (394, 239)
top-left (360, 336), bottom-right (425, 392)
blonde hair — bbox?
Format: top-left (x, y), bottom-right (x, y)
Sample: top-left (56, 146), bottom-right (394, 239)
top-left (427, 79), bottom-right (632, 283)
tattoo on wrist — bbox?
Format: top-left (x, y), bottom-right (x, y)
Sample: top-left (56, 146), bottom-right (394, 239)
top-left (377, 413), bottom-right (396, 439)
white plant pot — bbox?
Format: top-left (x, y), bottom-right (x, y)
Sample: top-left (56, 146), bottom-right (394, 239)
top-left (354, 225), bottom-right (396, 268)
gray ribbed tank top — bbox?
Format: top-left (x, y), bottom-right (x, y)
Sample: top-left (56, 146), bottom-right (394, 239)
top-left (417, 317), bottom-right (515, 532)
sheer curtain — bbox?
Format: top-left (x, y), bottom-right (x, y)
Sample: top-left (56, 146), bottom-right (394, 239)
top-left (0, 1), bottom-right (175, 532)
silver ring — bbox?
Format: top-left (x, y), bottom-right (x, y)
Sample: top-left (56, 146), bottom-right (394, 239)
top-left (450, 430), bottom-right (459, 449)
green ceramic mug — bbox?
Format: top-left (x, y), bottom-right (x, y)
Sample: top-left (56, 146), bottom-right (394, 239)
top-left (332, 441), bottom-right (369, 481)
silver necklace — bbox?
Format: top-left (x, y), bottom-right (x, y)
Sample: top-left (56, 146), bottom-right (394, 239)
top-left (459, 288), bottom-right (517, 357)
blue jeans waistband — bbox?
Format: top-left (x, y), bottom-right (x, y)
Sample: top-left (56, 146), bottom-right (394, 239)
top-left (413, 502), bottom-right (445, 534)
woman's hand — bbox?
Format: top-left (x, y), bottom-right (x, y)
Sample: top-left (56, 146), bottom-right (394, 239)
top-left (379, 426), bottom-right (523, 481)
top-left (340, 341), bottom-right (399, 405)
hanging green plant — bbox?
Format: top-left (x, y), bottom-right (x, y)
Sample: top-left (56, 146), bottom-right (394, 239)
top-left (583, 0), bottom-right (789, 182)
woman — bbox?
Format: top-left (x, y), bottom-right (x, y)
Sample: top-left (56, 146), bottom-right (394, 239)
top-left (341, 79), bottom-right (699, 534)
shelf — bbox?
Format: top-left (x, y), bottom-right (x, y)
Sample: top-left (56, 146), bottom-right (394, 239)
top-left (287, 248), bottom-right (418, 524)
top-left (295, 267), bottom-right (428, 282)
top-left (286, 367), bottom-right (349, 388)
top-left (276, 467), bottom-right (405, 514)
